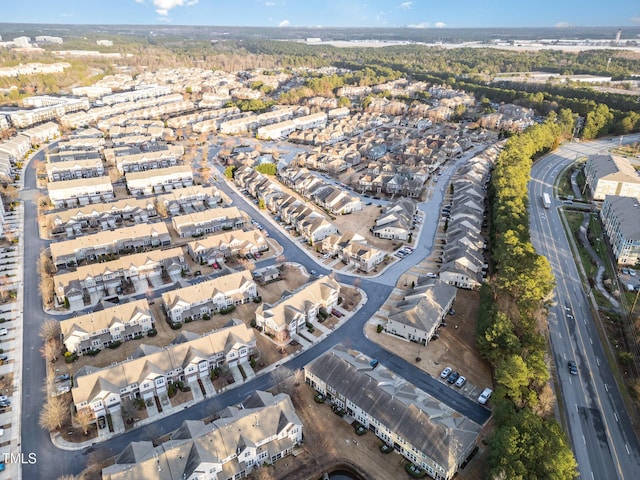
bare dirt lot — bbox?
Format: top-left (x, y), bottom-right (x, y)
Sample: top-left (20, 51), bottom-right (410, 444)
top-left (330, 205), bottom-right (405, 253)
top-left (367, 288), bottom-right (493, 398)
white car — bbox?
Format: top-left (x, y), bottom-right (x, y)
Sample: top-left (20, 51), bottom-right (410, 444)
top-left (0, 328), bottom-right (7, 336)
top-left (440, 367), bottom-right (452, 379)
top-left (478, 388), bottom-right (493, 405)
top-left (426, 272), bottom-right (438, 278)
top-left (454, 376), bottom-right (467, 388)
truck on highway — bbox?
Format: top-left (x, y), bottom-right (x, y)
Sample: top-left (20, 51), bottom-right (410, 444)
top-left (542, 192), bottom-right (551, 209)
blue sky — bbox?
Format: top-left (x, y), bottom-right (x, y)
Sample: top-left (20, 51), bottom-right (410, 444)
top-left (4, 0), bottom-right (640, 29)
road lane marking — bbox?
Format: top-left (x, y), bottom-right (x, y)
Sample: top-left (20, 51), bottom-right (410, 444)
top-left (583, 435), bottom-right (586, 444)
top-left (626, 444), bottom-right (630, 455)
top-left (614, 413), bottom-right (619, 422)
top-left (596, 358), bottom-right (600, 366)
top-left (604, 384), bottom-right (609, 392)
top-left (589, 337), bottom-right (593, 345)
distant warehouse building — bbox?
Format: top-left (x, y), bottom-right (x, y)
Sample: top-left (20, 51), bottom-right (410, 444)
top-left (584, 154), bottom-right (640, 201)
top-left (600, 195), bottom-right (640, 266)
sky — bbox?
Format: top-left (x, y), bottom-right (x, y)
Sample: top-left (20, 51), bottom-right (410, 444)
top-left (3, 0), bottom-right (640, 29)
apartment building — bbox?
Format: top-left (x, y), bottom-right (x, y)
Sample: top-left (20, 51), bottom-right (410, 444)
top-left (584, 154), bottom-right (640, 201)
top-left (162, 270), bottom-right (258, 324)
top-left (600, 195), bottom-right (640, 266)
top-left (339, 241), bottom-right (386, 273)
top-left (384, 278), bottom-right (457, 346)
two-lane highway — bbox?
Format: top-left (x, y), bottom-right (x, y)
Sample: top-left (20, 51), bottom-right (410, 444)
top-left (529, 136), bottom-right (640, 479)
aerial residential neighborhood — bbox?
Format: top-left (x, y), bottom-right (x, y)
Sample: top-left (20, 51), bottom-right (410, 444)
top-left (0, 10), bottom-right (639, 480)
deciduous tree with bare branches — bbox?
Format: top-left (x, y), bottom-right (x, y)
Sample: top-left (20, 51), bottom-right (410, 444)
top-left (39, 396), bottom-right (69, 432)
top-left (274, 328), bottom-right (290, 354)
top-left (40, 338), bottom-right (61, 363)
top-left (40, 318), bottom-right (61, 343)
top-left (74, 408), bottom-right (94, 435)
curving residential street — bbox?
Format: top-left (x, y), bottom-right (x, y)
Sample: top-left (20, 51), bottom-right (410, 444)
top-left (19, 145), bottom-right (491, 478)
top-left (529, 135), bottom-right (640, 480)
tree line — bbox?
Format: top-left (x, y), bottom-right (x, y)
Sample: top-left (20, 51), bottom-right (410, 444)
top-left (477, 117), bottom-right (579, 479)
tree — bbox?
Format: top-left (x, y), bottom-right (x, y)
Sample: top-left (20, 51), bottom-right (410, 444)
top-left (581, 103), bottom-right (613, 140)
top-left (224, 165), bottom-right (237, 179)
top-left (40, 338), bottom-right (61, 363)
top-left (39, 396), bottom-right (69, 432)
top-left (274, 328), bottom-right (290, 354)
top-left (74, 408), bottom-right (94, 435)
top-left (271, 366), bottom-right (294, 393)
top-left (40, 318), bottom-right (61, 343)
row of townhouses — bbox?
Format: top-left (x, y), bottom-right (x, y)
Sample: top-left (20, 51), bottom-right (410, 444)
top-left (61, 299), bottom-right (155, 354)
top-left (372, 198), bottom-right (418, 241)
top-left (384, 278), bottom-right (457, 346)
top-left (187, 229), bottom-right (268, 265)
top-left (162, 270), bottom-right (258, 324)
top-left (255, 276), bottom-right (340, 340)
top-left (102, 391), bottom-right (303, 480)
top-left (72, 322), bottom-right (257, 417)
top-left (53, 247), bottom-right (186, 305)
top-left (50, 222), bottom-right (171, 270)
top-left (305, 346), bottom-right (481, 480)
top-left (234, 166), bottom-right (339, 244)
top-left (171, 206), bottom-right (248, 238)
top-left (438, 147), bottom-right (500, 290)
top-left (278, 167), bottom-right (364, 215)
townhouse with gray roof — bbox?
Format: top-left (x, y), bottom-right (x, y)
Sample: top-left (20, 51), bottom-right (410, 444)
top-left (102, 390), bottom-right (302, 480)
top-left (385, 278), bottom-right (457, 346)
top-left (187, 229), bottom-right (268, 265)
top-left (45, 197), bottom-right (157, 237)
top-left (305, 345), bottom-right (482, 480)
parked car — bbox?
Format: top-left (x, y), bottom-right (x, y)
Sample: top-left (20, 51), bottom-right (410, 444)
top-left (331, 309), bottom-right (344, 318)
top-left (426, 272), bottom-right (437, 278)
top-left (455, 376), bottom-right (467, 388)
top-left (55, 374), bottom-right (71, 382)
top-left (447, 371), bottom-right (460, 384)
top-left (440, 367), bottom-right (452, 379)
top-left (478, 388), bottom-right (493, 405)
top-left (568, 360), bottom-right (578, 375)
top-left (0, 328), bottom-right (7, 336)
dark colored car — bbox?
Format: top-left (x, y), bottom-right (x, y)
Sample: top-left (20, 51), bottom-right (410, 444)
top-left (447, 371), bottom-right (460, 384)
top-left (568, 361), bottom-right (578, 375)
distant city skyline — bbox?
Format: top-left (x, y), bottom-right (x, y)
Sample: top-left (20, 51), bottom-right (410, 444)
top-left (3, 1), bottom-right (640, 30)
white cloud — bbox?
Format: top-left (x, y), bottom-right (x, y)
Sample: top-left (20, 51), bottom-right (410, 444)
top-left (400, 1), bottom-right (412, 9)
top-left (435, 22), bottom-right (446, 28)
top-left (407, 22), bottom-right (429, 29)
top-left (134, 0), bottom-right (145, 3)
top-left (631, 17), bottom-right (640, 25)
top-left (555, 21), bottom-right (571, 28)
top-left (151, 0), bottom-right (198, 16)
top-left (278, 19), bottom-right (290, 27)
